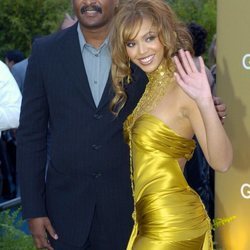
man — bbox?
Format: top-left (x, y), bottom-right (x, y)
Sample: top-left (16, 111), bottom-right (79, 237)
top-left (17, 1), bottom-right (226, 250)
top-left (0, 60), bottom-right (21, 200)
top-left (0, 60), bottom-right (21, 135)
top-left (4, 50), bottom-right (25, 70)
top-left (59, 13), bottom-right (78, 30)
top-left (11, 36), bottom-right (43, 93)
top-left (11, 58), bottom-right (28, 93)
top-left (17, 1), bottom-right (146, 249)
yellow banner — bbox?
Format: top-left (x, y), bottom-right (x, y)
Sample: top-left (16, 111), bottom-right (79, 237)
top-left (216, 1), bottom-right (250, 249)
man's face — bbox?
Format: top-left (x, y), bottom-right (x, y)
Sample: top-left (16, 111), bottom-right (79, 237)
top-left (72, 0), bottom-right (118, 30)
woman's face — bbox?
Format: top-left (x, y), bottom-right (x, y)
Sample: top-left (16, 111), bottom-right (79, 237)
top-left (125, 18), bottom-right (164, 73)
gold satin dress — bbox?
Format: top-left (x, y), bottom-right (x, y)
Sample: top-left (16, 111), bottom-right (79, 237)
top-left (124, 61), bottom-right (213, 250)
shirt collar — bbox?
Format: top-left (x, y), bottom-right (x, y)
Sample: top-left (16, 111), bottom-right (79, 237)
top-left (77, 22), bottom-right (109, 51)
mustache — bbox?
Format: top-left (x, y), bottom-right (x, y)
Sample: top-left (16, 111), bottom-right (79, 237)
top-left (80, 5), bottom-right (102, 14)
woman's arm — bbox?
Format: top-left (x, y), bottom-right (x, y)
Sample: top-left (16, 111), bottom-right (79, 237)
top-left (173, 49), bottom-right (233, 172)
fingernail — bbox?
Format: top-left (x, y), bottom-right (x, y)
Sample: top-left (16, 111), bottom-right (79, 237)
top-left (54, 234), bottom-right (58, 240)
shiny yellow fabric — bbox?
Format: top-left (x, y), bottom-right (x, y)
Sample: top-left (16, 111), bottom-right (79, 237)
top-left (124, 113), bottom-right (213, 250)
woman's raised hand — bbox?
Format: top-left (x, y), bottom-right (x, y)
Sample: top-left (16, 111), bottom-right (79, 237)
top-left (173, 49), bottom-right (212, 103)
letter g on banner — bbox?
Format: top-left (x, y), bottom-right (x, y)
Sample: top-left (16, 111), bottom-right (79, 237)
top-left (242, 54), bottom-right (250, 70)
top-left (241, 183), bottom-right (250, 199)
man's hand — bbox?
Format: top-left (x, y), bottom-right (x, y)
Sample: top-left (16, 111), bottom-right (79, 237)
top-left (213, 96), bottom-right (227, 124)
top-left (28, 217), bottom-right (58, 250)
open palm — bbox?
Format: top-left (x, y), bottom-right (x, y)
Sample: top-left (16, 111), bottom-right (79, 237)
top-left (173, 49), bottom-right (212, 102)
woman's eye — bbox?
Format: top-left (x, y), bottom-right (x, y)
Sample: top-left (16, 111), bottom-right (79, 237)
top-left (126, 41), bottom-right (135, 48)
top-left (146, 35), bottom-right (156, 42)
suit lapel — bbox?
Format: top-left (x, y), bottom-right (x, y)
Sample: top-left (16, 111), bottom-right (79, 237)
top-left (97, 73), bottom-right (113, 110)
top-left (58, 23), bottom-right (96, 109)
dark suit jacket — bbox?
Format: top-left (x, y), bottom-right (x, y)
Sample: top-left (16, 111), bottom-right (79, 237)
top-left (17, 23), bottom-right (147, 246)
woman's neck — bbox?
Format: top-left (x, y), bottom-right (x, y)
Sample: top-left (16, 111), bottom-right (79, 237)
top-left (146, 59), bottom-right (175, 84)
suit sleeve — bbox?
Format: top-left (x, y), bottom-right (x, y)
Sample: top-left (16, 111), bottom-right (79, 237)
top-left (17, 40), bottom-right (49, 219)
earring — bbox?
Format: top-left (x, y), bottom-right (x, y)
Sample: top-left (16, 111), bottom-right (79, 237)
top-left (127, 59), bottom-right (131, 83)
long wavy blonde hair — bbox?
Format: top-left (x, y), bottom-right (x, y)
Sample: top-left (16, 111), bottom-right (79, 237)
top-left (110, 0), bottom-right (193, 114)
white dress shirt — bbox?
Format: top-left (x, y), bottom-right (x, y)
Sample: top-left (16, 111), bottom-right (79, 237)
top-left (0, 60), bottom-right (22, 134)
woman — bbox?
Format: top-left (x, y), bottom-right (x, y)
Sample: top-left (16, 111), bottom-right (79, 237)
top-left (110, 0), bottom-right (233, 249)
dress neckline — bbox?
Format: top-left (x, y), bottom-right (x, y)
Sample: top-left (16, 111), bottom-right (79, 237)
top-left (135, 113), bottom-right (195, 143)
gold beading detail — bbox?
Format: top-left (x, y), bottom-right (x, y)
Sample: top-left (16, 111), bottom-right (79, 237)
top-left (128, 59), bottom-right (175, 129)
